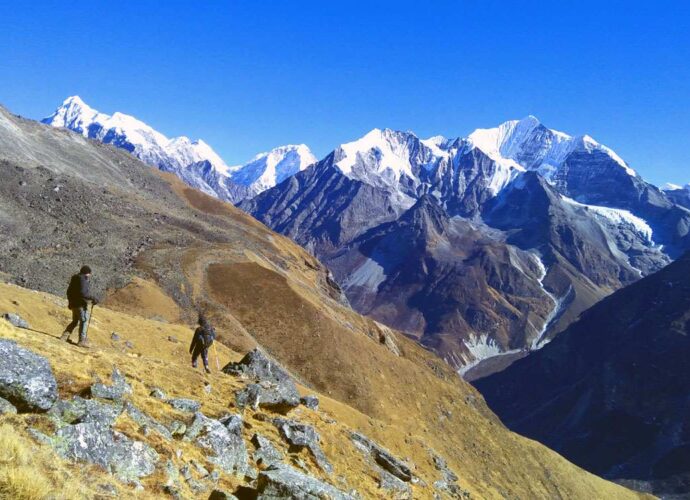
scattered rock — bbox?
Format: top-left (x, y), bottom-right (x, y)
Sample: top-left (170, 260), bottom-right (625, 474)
top-left (252, 433), bottom-right (284, 467)
top-left (169, 398), bottom-right (201, 413)
top-left (168, 420), bottom-right (187, 438)
top-left (167, 336), bottom-right (178, 343)
top-left (111, 332), bottom-right (120, 341)
top-left (236, 382), bottom-right (300, 413)
top-left (256, 464), bottom-right (354, 500)
top-left (300, 395), bottom-right (319, 410)
top-left (0, 396), bottom-right (17, 415)
top-left (223, 349), bottom-right (292, 385)
top-left (98, 483), bottom-right (119, 496)
top-left (49, 396), bottom-right (123, 426)
top-left (351, 432), bottom-right (412, 482)
top-left (0, 339), bottom-right (58, 411)
top-left (149, 387), bottom-right (168, 400)
top-left (91, 367), bottom-right (132, 401)
top-left (124, 341), bottom-right (134, 349)
top-left (184, 412), bottom-right (251, 477)
top-left (50, 421), bottom-right (158, 483)
top-left (2, 312), bottom-right (30, 329)
top-left (273, 418), bottom-right (332, 473)
top-left (124, 401), bottom-right (172, 439)
top-left (379, 468), bottom-right (412, 497)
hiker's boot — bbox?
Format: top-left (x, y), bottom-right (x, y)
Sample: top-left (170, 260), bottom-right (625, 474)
top-left (60, 331), bottom-right (71, 342)
top-left (77, 337), bottom-right (91, 348)
top-left (204, 367), bottom-right (211, 374)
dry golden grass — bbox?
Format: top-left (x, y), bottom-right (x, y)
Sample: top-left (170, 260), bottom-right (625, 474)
top-left (0, 279), bottom-right (649, 499)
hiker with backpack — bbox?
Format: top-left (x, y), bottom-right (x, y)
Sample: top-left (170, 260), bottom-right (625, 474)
top-left (190, 313), bottom-right (216, 373)
top-left (61, 265), bottom-right (99, 347)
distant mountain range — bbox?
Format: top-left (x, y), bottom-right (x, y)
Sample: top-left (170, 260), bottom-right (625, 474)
top-left (241, 119), bottom-right (690, 376)
top-left (43, 96), bottom-right (316, 202)
top-left (474, 251), bottom-right (690, 497)
top-left (42, 98), bottom-right (690, 376)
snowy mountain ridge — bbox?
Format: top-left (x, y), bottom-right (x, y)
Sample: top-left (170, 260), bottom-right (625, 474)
top-left (43, 96), bottom-right (315, 202)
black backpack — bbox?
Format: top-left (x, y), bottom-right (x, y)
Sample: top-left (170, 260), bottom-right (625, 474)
top-left (201, 326), bottom-right (216, 348)
top-left (66, 275), bottom-right (80, 303)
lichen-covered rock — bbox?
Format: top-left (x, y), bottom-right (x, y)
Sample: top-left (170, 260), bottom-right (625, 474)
top-left (0, 396), bottom-right (17, 415)
top-left (256, 464), bottom-right (354, 500)
top-left (2, 312), bottom-right (30, 329)
top-left (51, 422), bottom-right (158, 482)
top-left (300, 395), bottom-right (319, 410)
top-left (351, 432), bottom-right (412, 482)
top-left (252, 433), bottom-right (284, 467)
top-left (168, 420), bottom-right (187, 437)
top-left (49, 396), bottom-right (123, 426)
top-left (150, 387), bottom-right (168, 400)
top-left (235, 381), bottom-right (300, 413)
top-left (124, 401), bottom-right (172, 439)
top-left (273, 418), bottom-right (332, 474)
top-left (169, 398), bottom-right (201, 413)
top-left (184, 412), bottom-right (251, 477)
top-left (91, 367), bottom-right (132, 401)
top-left (226, 349), bottom-right (301, 413)
top-left (0, 339), bottom-right (58, 411)
top-left (223, 349), bottom-right (292, 384)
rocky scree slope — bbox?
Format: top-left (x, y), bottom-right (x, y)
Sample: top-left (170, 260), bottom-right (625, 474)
top-left (0, 105), bottom-right (645, 498)
top-left (474, 251), bottom-right (690, 498)
top-left (242, 120), bottom-right (689, 374)
top-left (0, 282), bottom-right (646, 499)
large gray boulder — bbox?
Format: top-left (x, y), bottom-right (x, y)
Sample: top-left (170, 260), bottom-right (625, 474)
top-left (2, 312), bottom-right (30, 329)
top-left (351, 432), bottom-right (412, 482)
top-left (223, 349), bottom-right (292, 384)
top-left (256, 464), bottom-right (354, 500)
top-left (49, 396), bottom-right (123, 426)
top-left (184, 412), bottom-right (251, 477)
top-left (51, 421), bottom-right (158, 483)
top-left (0, 339), bottom-right (58, 411)
top-left (168, 398), bottom-right (201, 413)
top-left (273, 418), bottom-right (332, 474)
top-left (90, 367), bottom-right (132, 401)
top-left (236, 382), bottom-right (300, 413)
top-left (225, 349), bottom-right (301, 413)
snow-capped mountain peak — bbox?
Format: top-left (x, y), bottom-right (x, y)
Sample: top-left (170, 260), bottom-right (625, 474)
top-left (467, 116), bottom-right (637, 180)
top-left (44, 96), bottom-right (229, 174)
top-left (230, 144), bottom-right (316, 192)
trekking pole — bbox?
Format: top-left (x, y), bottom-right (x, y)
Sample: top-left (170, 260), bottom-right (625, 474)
top-left (213, 342), bottom-right (220, 370)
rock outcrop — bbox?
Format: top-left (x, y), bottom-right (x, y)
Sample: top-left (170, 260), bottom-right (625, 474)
top-left (225, 349), bottom-right (300, 412)
top-left (0, 339), bottom-right (58, 411)
top-left (256, 464), bottom-right (354, 500)
top-left (184, 412), bottom-right (252, 477)
top-left (90, 367), bottom-right (132, 401)
top-left (273, 418), bottom-right (332, 474)
top-left (2, 312), bottom-right (30, 329)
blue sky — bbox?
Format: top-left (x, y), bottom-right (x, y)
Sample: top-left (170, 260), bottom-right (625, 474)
top-left (1, 1), bottom-right (688, 185)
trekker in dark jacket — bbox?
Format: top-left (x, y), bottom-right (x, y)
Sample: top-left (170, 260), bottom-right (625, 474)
top-left (190, 313), bottom-right (216, 374)
top-left (61, 265), bottom-right (98, 347)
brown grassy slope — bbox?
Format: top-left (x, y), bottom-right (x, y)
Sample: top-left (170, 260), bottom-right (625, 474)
top-left (0, 282), bottom-right (647, 500)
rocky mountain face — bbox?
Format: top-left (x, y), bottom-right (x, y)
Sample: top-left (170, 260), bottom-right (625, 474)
top-left (664, 183), bottom-right (690, 210)
top-left (0, 102), bottom-right (640, 498)
top-left (243, 117), bottom-right (689, 375)
top-left (474, 251), bottom-right (690, 497)
top-left (43, 96), bottom-right (316, 202)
